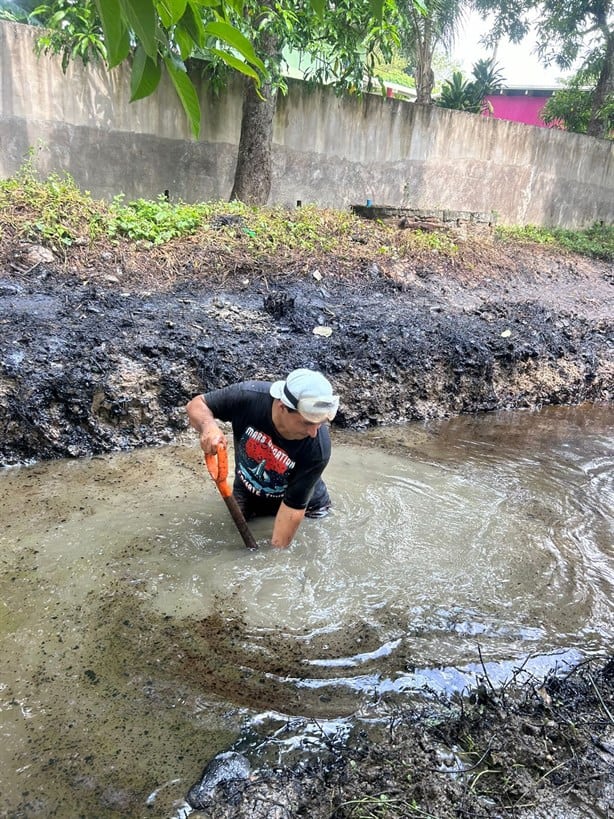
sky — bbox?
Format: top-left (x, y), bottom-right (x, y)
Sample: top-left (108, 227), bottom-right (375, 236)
top-left (450, 10), bottom-right (576, 88)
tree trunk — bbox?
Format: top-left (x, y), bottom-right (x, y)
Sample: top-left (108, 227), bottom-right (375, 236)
top-left (414, 21), bottom-right (435, 105)
top-left (229, 6), bottom-right (281, 205)
top-left (587, 27), bottom-right (614, 139)
top-left (415, 58), bottom-right (435, 104)
top-left (229, 78), bottom-right (278, 204)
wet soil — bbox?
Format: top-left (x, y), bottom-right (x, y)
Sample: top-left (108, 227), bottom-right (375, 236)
top-left (184, 657), bottom-right (614, 819)
top-left (1, 224), bottom-right (613, 816)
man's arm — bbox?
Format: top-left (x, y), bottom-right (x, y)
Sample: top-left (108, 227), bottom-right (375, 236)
top-left (185, 395), bottom-right (226, 454)
top-left (271, 502), bottom-right (306, 548)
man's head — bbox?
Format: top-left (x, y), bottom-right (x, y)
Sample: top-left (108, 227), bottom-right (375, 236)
top-left (270, 369), bottom-right (339, 433)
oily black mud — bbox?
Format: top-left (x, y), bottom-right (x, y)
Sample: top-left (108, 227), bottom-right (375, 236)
top-left (0, 238), bottom-right (612, 466)
top-left (182, 658), bottom-right (614, 819)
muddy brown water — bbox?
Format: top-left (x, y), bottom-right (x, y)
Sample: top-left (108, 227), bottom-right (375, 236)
top-left (1, 404), bottom-right (612, 817)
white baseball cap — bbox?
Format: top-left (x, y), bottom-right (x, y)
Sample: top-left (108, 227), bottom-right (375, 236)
top-left (270, 368), bottom-right (339, 423)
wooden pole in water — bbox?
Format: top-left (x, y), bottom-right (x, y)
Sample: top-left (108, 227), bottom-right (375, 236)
top-left (205, 447), bottom-right (258, 551)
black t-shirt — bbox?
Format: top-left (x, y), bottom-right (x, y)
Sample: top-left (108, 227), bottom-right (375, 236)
top-left (203, 381), bottom-right (331, 514)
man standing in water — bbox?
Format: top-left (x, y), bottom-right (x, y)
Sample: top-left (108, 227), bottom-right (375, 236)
top-left (186, 368), bottom-right (339, 548)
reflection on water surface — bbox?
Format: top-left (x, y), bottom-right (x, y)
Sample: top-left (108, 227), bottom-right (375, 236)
top-left (0, 404), bottom-right (612, 816)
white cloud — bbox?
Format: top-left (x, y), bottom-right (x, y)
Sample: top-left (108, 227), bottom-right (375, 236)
top-left (450, 11), bottom-right (576, 88)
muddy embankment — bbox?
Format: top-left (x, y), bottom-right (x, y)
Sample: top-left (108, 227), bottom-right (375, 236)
top-left (0, 240), bottom-right (612, 466)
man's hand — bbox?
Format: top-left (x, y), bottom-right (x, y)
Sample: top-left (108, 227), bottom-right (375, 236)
top-left (199, 421), bottom-right (226, 455)
top-left (186, 395), bottom-right (227, 454)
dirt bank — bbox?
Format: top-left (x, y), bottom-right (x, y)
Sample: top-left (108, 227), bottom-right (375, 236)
top-left (0, 229), bottom-right (612, 466)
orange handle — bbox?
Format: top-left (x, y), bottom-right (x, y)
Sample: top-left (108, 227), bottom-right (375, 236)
top-left (205, 446), bottom-right (232, 498)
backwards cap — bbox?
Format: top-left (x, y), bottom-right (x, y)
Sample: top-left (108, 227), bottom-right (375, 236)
top-left (270, 368), bottom-right (339, 423)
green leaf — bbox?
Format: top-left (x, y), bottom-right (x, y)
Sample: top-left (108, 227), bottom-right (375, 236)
top-left (209, 47), bottom-right (261, 81)
top-left (156, 0), bottom-right (187, 27)
top-left (94, 0), bottom-right (130, 66)
top-left (179, 2), bottom-right (206, 49)
top-left (221, 0), bottom-right (244, 13)
top-left (203, 20), bottom-right (266, 75)
top-left (118, 0), bottom-right (158, 59)
top-left (48, 10), bottom-right (68, 26)
top-left (163, 56), bottom-right (201, 138)
top-left (174, 24), bottom-right (194, 59)
top-left (130, 45), bottom-right (162, 100)
top-left (310, 0), bottom-right (325, 17)
top-left (368, 0), bottom-right (384, 22)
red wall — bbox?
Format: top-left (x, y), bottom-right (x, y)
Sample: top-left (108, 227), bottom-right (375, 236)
top-left (485, 94), bottom-right (551, 127)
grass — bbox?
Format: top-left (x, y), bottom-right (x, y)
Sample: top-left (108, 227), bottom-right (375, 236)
top-left (0, 162), bottom-right (456, 267)
top-left (1, 161), bottom-right (611, 266)
top-left (495, 223), bottom-right (614, 263)
top-left (336, 793), bottom-right (439, 818)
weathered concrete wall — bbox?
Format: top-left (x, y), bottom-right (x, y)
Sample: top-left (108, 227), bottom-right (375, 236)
top-left (1, 21), bottom-right (612, 228)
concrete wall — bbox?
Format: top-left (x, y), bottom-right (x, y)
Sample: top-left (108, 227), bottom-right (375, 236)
top-left (1, 21), bottom-right (612, 228)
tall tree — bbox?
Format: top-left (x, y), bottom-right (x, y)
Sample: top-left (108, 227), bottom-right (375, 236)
top-left (229, 0), bottom-right (280, 202)
top-left (542, 53), bottom-right (614, 136)
top-left (228, 0), bottom-right (403, 202)
top-left (21, 0), bottom-right (408, 203)
top-left (396, 0), bottom-right (468, 104)
top-left (474, 0), bottom-right (614, 139)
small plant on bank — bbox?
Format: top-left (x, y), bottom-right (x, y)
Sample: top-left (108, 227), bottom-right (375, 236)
top-left (399, 229), bottom-right (459, 255)
top-left (106, 195), bottom-right (209, 245)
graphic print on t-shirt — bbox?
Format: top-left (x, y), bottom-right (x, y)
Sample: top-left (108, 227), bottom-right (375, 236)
top-left (237, 426), bottom-right (295, 497)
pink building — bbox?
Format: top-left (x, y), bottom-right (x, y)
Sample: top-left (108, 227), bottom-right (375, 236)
top-left (485, 86), bottom-right (557, 127)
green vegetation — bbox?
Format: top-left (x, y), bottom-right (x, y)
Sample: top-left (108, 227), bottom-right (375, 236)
top-left (496, 223), bottom-right (614, 263)
top-left (542, 74), bottom-right (614, 139)
top-left (0, 158), bottom-right (107, 251)
top-left (29, 0), bottom-right (107, 70)
top-left (103, 198), bottom-right (366, 254)
top-left (106, 195), bottom-right (209, 245)
top-left (438, 58), bottom-right (505, 114)
top-left (0, 163), bottom-right (433, 262)
top-left (17, 0), bottom-right (404, 205)
top-left (1, 164), bottom-right (611, 266)
top-left (473, 0), bottom-right (613, 140)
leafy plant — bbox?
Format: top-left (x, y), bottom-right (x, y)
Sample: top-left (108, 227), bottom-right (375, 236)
top-left (29, 0), bottom-right (107, 70)
top-left (438, 58), bottom-right (505, 114)
top-left (437, 70), bottom-right (480, 111)
top-left (0, 154), bottom-right (107, 252)
top-left (471, 57), bottom-right (505, 101)
top-left (107, 196), bottom-right (208, 245)
top-left (541, 55), bottom-right (614, 139)
top-left (473, 0), bottom-right (614, 139)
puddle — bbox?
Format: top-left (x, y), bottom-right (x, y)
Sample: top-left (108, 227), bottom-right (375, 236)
top-left (0, 404), bottom-right (612, 816)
